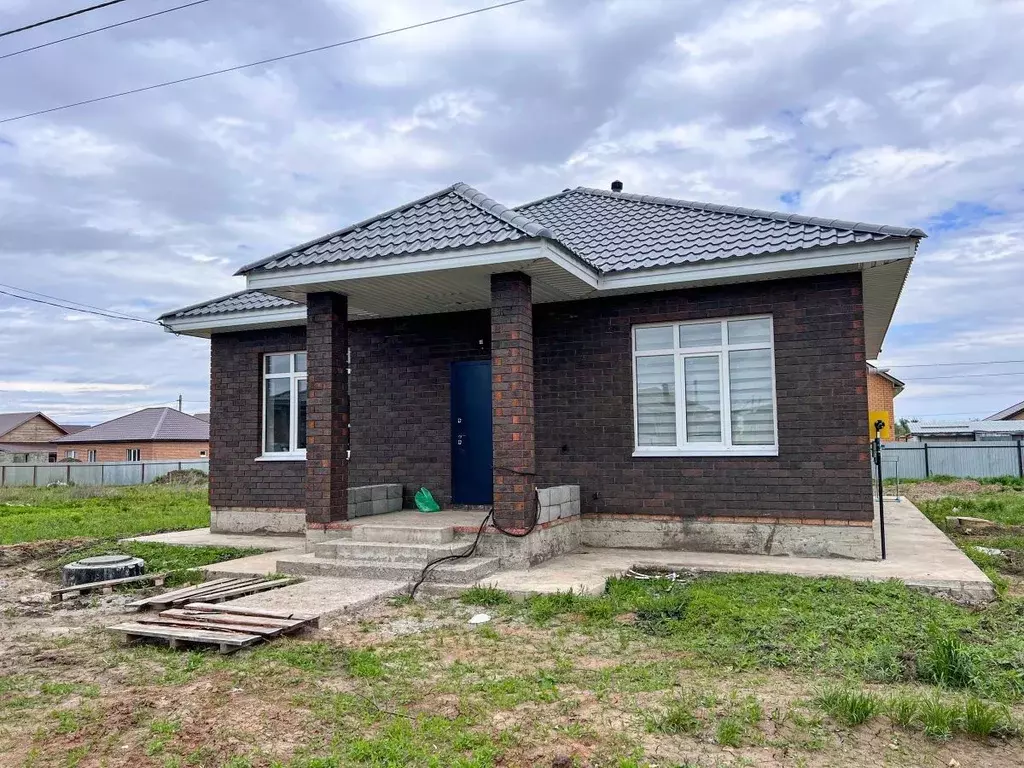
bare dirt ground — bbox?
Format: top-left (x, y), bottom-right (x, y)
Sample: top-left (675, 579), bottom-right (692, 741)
top-left (2, 554), bottom-right (1023, 767)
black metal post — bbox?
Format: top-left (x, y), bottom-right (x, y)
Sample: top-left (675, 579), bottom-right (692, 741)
top-left (874, 420), bottom-right (887, 560)
top-left (1017, 440), bottom-right (1023, 479)
top-left (923, 442), bottom-right (930, 478)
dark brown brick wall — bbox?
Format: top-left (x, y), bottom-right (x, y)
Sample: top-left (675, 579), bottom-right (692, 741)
top-left (534, 272), bottom-right (873, 523)
top-left (209, 273), bottom-right (871, 523)
top-left (210, 326), bottom-right (307, 510)
top-left (491, 272), bottom-right (537, 530)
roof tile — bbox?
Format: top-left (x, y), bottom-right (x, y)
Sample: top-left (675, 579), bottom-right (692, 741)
top-left (53, 407), bottom-right (209, 443)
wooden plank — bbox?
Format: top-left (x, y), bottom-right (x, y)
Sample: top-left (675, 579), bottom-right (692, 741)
top-left (135, 616), bottom-right (286, 637)
top-left (108, 622), bottom-right (261, 647)
top-left (126, 577), bottom-right (240, 608)
top-left (50, 572), bottom-right (170, 602)
top-left (183, 602), bottom-right (317, 622)
top-left (161, 609), bottom-right (304, 629)
top-left (171, 578), bottom-right (296, 606)
top-left (138, 578), bottom-right (265, 609)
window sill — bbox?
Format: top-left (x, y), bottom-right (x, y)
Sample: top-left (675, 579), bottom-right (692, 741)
top-left (255, 453), bottom-right (306, 462)
top-left (633, 447), bottom-right (779, 458)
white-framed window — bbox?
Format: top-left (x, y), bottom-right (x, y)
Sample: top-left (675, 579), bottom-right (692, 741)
top-left (126, 448), bottom-right (141, 461)
top-left (632, 315), bottom-right (779, 457)
top-left (65, 450), bottom-right (76, 460)
top-left (261, 351), bottom-right (307, 458)
top-left (199, 450), bottom-right (208, 457)
top-left (87, 450), bottom-right (97, 462)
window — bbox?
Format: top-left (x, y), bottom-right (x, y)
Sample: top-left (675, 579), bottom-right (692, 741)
top-left (633, 316), bottom-right (778, 456)
top-left (199, 450), bottom-right (208, 457)
top-left (262, 351), bottom-right (307, 457)
top-left (87, 450), bottom-right (97, 462)
top-left (65, 450), bottom-right (76, 460)
top-left (126, 448), bottom-right (141, 462)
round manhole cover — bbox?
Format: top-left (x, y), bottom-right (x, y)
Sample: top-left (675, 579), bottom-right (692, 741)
top-left (76, 555), bottom-right (135, 567)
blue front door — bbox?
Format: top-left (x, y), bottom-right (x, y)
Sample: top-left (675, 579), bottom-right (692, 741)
top-left (451, 361), bottom-right (493, 505)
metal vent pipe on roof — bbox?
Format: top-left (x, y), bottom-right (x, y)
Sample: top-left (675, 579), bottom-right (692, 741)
top-left (611, 180), bottom-right (623, 192)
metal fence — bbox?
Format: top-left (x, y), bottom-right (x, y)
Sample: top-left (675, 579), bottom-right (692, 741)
top-left (0, 460), bottom-right (209, 487)
top-left (880, 441), bottom-right (1024, 481)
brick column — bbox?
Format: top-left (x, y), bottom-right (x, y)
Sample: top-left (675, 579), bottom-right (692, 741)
top-left (491, 272), bottom-right (536, 530)
top-left (305, 292), bottom-right (349, 528)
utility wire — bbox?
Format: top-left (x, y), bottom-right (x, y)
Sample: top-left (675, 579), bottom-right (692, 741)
top-left (0, 288), bottom-right (161, 325)
top-left (0, 0), bottom-right (532, 124)
top-left (0, 280), bottom-right (155, 323)
top-left (0, 0), bottom-right (134, 39)
top-left (882, 359), bottom-right (1024, 369)
top-left (909, 371), bottom-right (1024, 381)
top-left (0, 0), bottom-right (213, 61)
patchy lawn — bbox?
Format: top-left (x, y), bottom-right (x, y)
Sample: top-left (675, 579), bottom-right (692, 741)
top-left (3, 572), bottom-right (1024, 767)
top-left (0, 484), bottom-right (209, 544)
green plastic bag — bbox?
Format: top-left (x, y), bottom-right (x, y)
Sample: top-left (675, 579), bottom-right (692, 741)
top-left (415, 487), bottom-right (441, 513)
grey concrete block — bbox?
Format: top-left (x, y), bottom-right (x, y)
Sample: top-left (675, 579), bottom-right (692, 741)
top-left (537, 487), bottom-right (553, 507)
top-left (371, 485), bottom-right (387, 501)
top-left (569, 485), bottom-right (580, 503)
top-left (352, 486), bottom-right (372, 503)
top-left (386, 484), bottom-right (403, 500)
top-left (371, 498), bottom-right (389, 516)
top-left (387, 497), bottom-right (402, 513)
top-left (552, 486), bottom-right (570, 505)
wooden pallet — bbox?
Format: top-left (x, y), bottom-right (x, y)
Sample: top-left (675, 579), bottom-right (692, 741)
top-left (50, 572), bottom-right (169, 602)
top-left (126, 577), bottom-right (297, 610)
top-left (108, 602), bottom-right (317, 654)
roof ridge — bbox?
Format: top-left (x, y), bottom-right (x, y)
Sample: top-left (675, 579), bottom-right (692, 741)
top-left (450, 183), bottom-right (553, 239)
top-left (571, 187), bottom-right (927, 239)
top-left (151, 407), bottom-right (170, 440)
top-left (234, 184), bottom-right (462, 275)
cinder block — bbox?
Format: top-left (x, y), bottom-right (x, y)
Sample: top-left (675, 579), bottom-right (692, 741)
top-left (552, 486), bottom-right (570, 505)
top-left (536, 487), bottom-right (553, 507)
top-left (371, 498), bottom-right (389, 516)
top-left (387, 497), bottom-right (402, 513)
top-left (568, 485), bottom-right (580, 503)
top-left (352, 486), bottom-right (372, 503)
top-left (371, 485), bottom-right (387, 501)
top-left (386, 484), bottom-right (402, 500)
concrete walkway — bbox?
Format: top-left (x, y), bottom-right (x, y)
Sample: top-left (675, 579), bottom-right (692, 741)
top-left (124, 527), bottom-right (304, 551)
top-left (481, 499), bottom-right (994, 604)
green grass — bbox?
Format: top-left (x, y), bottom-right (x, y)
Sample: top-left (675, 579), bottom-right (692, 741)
top-left (919, 493), bottom-right (1024, 528)
top-left (0, 484), bottom-right (209, 544)
top-left (815, 687), bottom-right (879, 726)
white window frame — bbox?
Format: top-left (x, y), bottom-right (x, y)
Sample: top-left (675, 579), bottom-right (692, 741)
top-left (258, 351), bottom-right (307, 460)
top-left (126, 448), bottom-right (141, 462)
top-left (87, 450), bottom-right (97, 462)
top-left (65, 450), bottom-right (76, 460)
top-left (632, 315), bottom-right (779, 457)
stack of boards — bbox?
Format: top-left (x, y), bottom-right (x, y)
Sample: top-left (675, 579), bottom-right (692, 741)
top-left (107, 577), bottom-right (313, 653)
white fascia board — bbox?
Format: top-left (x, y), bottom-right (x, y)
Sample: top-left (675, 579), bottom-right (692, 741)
top-left (161, 307), bottom-right (307, 337)
top-left (539, 240), bottom-right (600, 288)
top-left (596, 240), bottom-right (916, 292)
top-left (244, 241), bottom-right (576, 292)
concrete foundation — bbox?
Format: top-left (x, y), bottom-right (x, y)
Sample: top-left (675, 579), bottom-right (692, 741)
top-left (582, 515), bottom-right (879, 561)
top-left (479, 485), bottom-right (582, 568)
top-left (211, 507), bottom-right (305, 535)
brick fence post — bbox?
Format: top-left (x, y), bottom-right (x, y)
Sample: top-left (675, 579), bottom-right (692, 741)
top-left (491, 272), bottom-right (536, 530)
top-left (305, 292), bottom-right (349, 528)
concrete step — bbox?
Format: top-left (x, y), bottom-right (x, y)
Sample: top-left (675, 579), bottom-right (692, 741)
top-left (312, 539), bottom-right (474, 563)
top-left (275, 552), bottom-right (499, 584)
top-left (352, 523), bottom-right (455, 545)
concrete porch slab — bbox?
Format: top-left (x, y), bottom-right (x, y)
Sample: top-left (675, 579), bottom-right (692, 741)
top-left (222, 577), bottom-right (406, 626)
top-left (337, 508), bottom-right (491, 534)
top-left (478, 499), bottom-right (994, 605)
top-left (124, 527), bottom-right (304, 551)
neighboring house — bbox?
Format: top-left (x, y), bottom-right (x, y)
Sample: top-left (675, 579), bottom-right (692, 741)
top-left (910, 421), bottom-right (1024, 442)
top-left (160, 181), bottom-right (925, 562)
top-left (987, 400), bottom-right (1024, 421)
top-left (191, 413), bottom-right (210, 423)
top-left (50, 407), bottom-right (210, 462)
top-left (867, 364), bottom-right (905, 440)
top-left (0, 412), bottom-right (70, 463)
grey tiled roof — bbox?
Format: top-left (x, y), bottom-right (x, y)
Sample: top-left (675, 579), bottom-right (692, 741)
top-left (53, 407), bottom-right (209, 443)
top-left (158, 290), bottom-right (299, 321)
top-left (236, 183), bottom-right (553, 275)
top-left (516, 187), bottom-right (926, 273)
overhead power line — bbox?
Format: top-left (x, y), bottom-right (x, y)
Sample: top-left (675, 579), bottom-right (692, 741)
top-left (0, 286), bottom-right (160, 325)
top-left (910, 371), bottom-right (1024, 381)
top-left (0, 281), bottom-right (156, 323)
top-left (0, 0), bottom-right (134, 40)
top-left (884, 359), bottom-right (1024, 369)
top-left (0, 0), bottom-right (532, 124)
top-left (0, 0), bottom-right (213, 61)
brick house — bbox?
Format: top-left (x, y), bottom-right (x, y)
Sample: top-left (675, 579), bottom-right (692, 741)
top-left (50, 407), bottom-right (209, 462)
top-left (867, 364), bottom-right (905, 440)
top-left (988, 400), bottom-right (1024, 422)
top-left (160, 182), bottom-right (924, 562)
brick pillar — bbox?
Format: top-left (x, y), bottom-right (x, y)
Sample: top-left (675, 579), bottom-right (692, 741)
top-left (491, 272), bottom-right (536, 530)
top-left (305, 292), bottom-right (349, 528)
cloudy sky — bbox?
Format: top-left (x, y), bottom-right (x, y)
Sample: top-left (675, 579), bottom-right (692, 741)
top-left (0, 0), bottom-right (1021, 426)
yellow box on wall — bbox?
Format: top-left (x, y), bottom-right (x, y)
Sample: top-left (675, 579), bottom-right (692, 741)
top-left (869, 411), bottom-right (892, 440)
